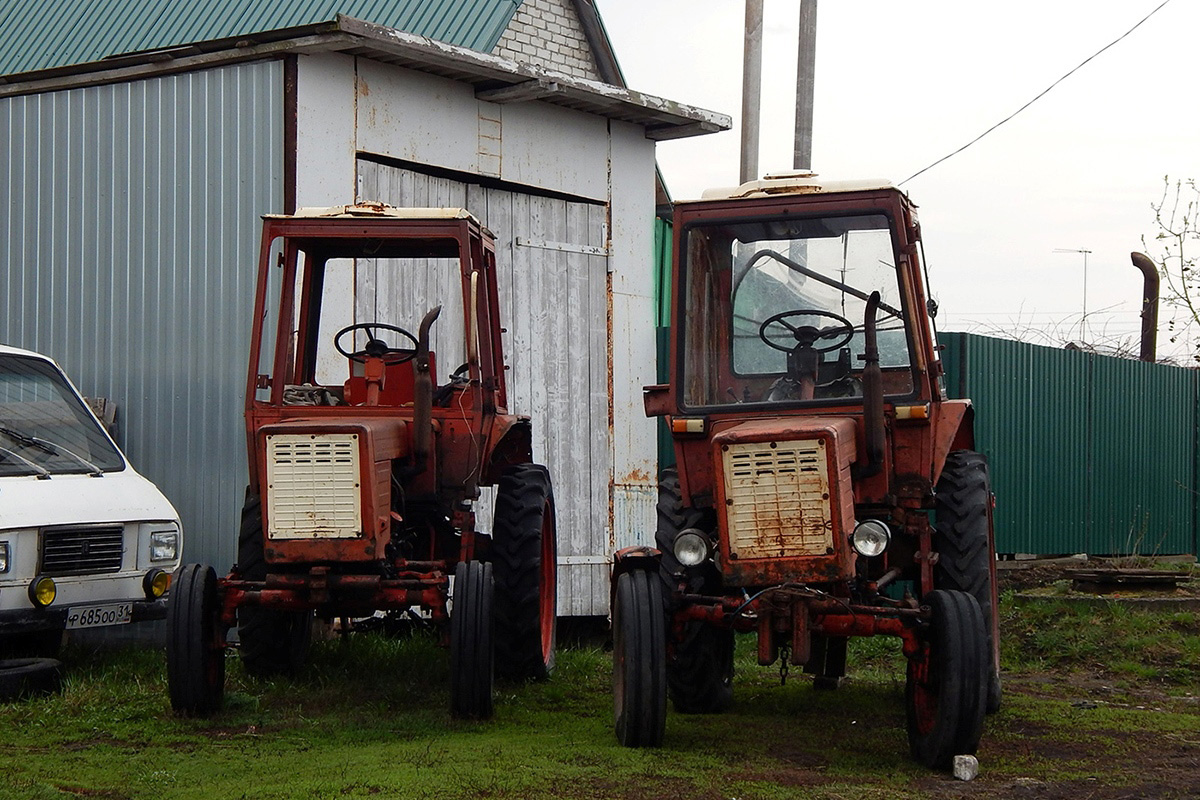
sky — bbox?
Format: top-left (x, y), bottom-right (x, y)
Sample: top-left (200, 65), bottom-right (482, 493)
top-left (595, 0), bottom-right (1200, 361)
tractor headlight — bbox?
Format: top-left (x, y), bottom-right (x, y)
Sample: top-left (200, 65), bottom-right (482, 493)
top-left (0, 541), bottom-right (9, 573)
top-left (150, 530), bottom-right (178, 562)
top-left (29, 575), bottom-right (56, 607)
top-left (851, 520), bottom-right (891, 558)
top-left (673, 528), bottom-right (711, 567)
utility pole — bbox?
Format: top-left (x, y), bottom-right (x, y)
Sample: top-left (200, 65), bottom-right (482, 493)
top-left (1054, 248), bottom-right (1092, 342)
top-left (794, 0), bottom-right (817, 170)
top-left (740, 0), bottom-right (763, 184)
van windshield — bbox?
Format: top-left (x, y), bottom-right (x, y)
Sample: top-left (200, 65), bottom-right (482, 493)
top-left (0, 355), bottom-right (124, 476)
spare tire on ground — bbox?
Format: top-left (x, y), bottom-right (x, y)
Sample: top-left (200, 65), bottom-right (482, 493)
top-left (0, 657), bottom-right (63, 701)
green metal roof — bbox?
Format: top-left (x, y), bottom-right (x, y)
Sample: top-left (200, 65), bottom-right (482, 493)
top-left (0, 0), bottom-right (522, 76)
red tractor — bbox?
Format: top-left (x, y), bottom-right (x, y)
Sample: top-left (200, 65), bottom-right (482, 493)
top-left (167, 204), bottom-right (557, 719)
top-left (612, 174), bottom-right (1000, 768)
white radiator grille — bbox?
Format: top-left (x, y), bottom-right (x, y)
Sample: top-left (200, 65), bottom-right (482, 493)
top-left (722, 439), bottom-right (833, 559)
top-left (266, 433), bottom-right (362, 539)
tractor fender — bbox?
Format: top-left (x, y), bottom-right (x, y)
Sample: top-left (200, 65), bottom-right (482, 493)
top-left (482, 415), bottom-right (533, 484)
top-left (932, 400), bottom-right (975, 486)
top-left (610, 546), bottom-right (662, 614)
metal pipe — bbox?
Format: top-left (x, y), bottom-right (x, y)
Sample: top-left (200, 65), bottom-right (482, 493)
top-left (793, 0), bottom-right (817, 171)
top-left (1130, 252), bottom-right (1160, 362)
top-left (740, 0), bottom-right (763, 184)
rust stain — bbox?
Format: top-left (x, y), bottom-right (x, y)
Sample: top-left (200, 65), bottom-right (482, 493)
top-left (619, 467), bottom-right (652, 484)
top-left (357, 76), bottom-right (370, 97)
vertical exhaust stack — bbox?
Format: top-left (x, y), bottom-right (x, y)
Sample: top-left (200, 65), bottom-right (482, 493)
top-left (1130, 252), bottom-right (1160, 362)
top-left (858, 291), bottom-right (885, 478)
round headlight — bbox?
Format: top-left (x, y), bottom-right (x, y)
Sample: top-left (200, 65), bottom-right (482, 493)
top-left (29, 575), bottom-right (57, 607)
top-left (851, 520), bottom-right (891, 558)
top-left (672, 529), bottom-right (711, 567)
top-left (144, 568), bottom-right (171, 599)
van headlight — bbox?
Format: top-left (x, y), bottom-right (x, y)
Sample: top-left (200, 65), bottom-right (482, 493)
top-left (150, 530), bottom-right (178, 562)
top-left (0, 542), bottom-right (8, 573)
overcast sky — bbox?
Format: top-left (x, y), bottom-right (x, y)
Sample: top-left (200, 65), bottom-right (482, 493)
top-left (596, 0), bottom-right (1200, 360)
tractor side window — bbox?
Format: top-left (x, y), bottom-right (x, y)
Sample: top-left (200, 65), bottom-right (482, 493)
top-left (680, 214), bottom-right (915, 409)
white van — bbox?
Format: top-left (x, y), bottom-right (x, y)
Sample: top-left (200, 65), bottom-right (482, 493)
top-left (0, 344), bottom-right (182, 657)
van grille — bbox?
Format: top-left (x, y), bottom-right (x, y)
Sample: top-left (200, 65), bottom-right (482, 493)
top-left (40, 526), bottom-right (124, 575)
top-left (266, 433), bottom-right (362, 539)
top-left (722, 439), bottom-right (834, 559)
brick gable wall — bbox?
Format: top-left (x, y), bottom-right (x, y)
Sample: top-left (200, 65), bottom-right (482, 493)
top-left (492, 0), bottom-right (601, 81)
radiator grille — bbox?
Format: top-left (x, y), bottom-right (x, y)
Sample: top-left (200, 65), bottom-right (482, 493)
top-left (266, 433), bottom-right (362, 539)
top-left (40, 525), bottom-right (124, 575)
top-left (722, 439), bottom-right (834, 559)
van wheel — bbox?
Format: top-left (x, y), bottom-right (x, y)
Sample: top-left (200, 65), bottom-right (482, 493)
top-left (0, 658), bottom-right (62, 701)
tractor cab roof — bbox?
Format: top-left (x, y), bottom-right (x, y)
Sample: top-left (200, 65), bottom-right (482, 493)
top-left (683, 171), bottom-right (903, 204)
top-left (265, 203), bottom-right (482, 225)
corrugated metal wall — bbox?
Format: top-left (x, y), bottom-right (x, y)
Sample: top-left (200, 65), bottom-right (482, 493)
top-left (357, 159), bottom-right (612, 615)
top-left (941, 332), bottom-right (1198, 556)
top-left (0, 61), bottom-right (284, 571)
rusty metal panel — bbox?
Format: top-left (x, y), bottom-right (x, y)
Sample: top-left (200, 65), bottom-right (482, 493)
top-left (355, 159), bottom-right (613, 615)
top-left (1, 0), bottom-right (522, 76)
top-left (0, 62), bottom-right (284, 573)
top-left (941, 332), bottom-right (1197, 556)
top-left (722, 439), bottom-right (832, 559)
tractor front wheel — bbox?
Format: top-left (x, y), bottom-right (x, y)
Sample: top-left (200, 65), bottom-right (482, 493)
top-left (491, 464), bottom-right (557, 681)
top-left (167, 563), bottom-right (225, 717)
top-left (450, 560), bottom-right (495, 720)
top-left (905, 589), bottom-right (987, 769)
top-left (613, 570), bottom-right (667, 747)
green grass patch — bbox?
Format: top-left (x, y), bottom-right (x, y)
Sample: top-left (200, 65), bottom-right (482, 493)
top-left (0, 593), bottom-right (1198, 799)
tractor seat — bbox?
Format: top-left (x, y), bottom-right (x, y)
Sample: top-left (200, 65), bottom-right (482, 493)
top-left (343, 351), bottom-right (436, 406)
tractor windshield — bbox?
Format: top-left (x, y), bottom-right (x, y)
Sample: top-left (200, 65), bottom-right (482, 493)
top-left (678, 213), bottom-right (915, 409)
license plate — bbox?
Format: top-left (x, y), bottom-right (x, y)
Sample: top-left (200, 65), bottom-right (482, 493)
top-left (66, 602), bottom-right (133, 630)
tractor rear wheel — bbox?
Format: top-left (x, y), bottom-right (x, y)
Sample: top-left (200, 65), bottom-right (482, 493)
top-left (905, 589), bottom-right (987, 769)
top-left (654, 469), bottom-right (731, 713)
top-left (167, 563), bottom-right (225, 716)
top-left (491, 464), bottom-right (557, 681)
top-left (450, 560), bottom-right (495, 720)
top-left (235, 490), bottom-right (313, 678)
top-left (934, 450), bottom-right (1002, 713)
top-left (613, 569), bottom-right (667, 747)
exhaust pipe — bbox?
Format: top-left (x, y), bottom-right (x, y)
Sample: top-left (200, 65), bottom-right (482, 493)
top-left (408, 305), bottom-right (442, 477)
top-left (857, 292), bottom-right (885, 478)
top-left (1130, 252), bottom-right (1159, 362)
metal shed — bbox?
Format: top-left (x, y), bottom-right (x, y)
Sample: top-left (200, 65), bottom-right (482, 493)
top-left (0, 15), bottom-right (729, 616)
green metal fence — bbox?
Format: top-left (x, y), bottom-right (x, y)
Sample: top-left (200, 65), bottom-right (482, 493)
top-left (941, 332), bottom-right (1198, 556)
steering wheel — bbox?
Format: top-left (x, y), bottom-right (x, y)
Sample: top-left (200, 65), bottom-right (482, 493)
top-left (334, 322), bottom-right (419, 365)
top-left (758, 310), bottom-right (855, 354)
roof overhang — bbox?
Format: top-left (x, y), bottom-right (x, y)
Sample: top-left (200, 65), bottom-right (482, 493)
top-left (0, 14), bottom-right (729, 142)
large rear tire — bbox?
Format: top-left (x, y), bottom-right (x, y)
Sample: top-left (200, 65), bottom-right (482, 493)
top-left (167, 563), bottom-right (225, 717)
top-left (492, 464), bottom-right (557, 681)
top-left (905, 589), bottom-right (987, 769)
top-left (654, 469), bottom-right (731, 713)
top-left (613, 570), bottom-right (667, 747)
top-left (450, 560), bottom-right (495, 720)
top-left (235, 490), bottom-right (313, 678)
top-left (935, 450), bottom-right (1002, 713)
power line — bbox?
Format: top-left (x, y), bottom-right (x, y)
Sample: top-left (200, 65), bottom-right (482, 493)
top-left (899, 0), bottom-right (1174, 186)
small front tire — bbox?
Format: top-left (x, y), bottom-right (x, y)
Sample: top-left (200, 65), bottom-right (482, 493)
top-left (905, 589), bottom-right (988, 769)
top-left (167, 563), bottom-right (226, 717)
top-left (450, 560), bottom-right (495, 720)
top-left (613, 570), bottom-right (667, 747)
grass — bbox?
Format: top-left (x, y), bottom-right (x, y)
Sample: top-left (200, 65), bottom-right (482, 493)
top-left (1, 595), bottom-right (1199, 800)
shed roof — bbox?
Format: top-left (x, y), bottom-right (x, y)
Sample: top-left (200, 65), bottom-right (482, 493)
top-left (0, 0), bottom-right (522, 76)
top-left (0, 15), bottom-right (730, 141)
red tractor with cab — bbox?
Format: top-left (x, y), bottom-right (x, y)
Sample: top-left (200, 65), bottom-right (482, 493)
top-left (167, 204), bottom-right (557, 720)
top-left (612, 173), bottom-right (1000, 769)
